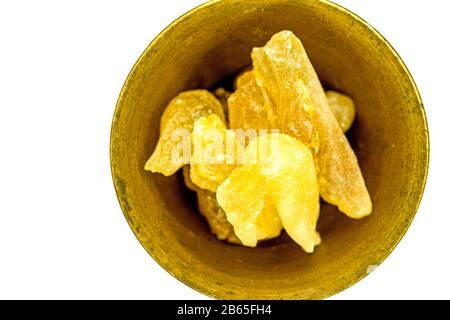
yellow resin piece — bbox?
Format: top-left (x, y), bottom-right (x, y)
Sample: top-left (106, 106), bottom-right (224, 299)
top-left (326, 90), bottom-right (356, 133)
top-left (252, 31), bottom-right (371, 219)
top-left (145, 90), bottom-right (225, 176)
top-left (190, 114), bottom-right (244, 192)
top-left (252, 38), bottom-right (320, 154)
top-left (228, 70), bottom-right (275, 133)
top-left (231, 70), bottom-right (356, 133)
top-left (217, 133), bottom-right (320, 253)
top-left (187, 116), bottom-right (282, 243)
top-left (184, 165), bottom-right (281, 243)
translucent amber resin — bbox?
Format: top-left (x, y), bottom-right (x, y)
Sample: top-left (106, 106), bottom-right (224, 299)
top-left (217, 133), bottom-right (320, 252)
top-left (252, 31), bottom-right (371, 219)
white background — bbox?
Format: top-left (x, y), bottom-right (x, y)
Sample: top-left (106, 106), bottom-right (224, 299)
top-left (0, 0), bottom-right (448, 299)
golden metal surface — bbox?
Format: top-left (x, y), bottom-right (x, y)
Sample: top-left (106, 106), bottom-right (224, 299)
top-left (110, 0), bottom-right (429, 299)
